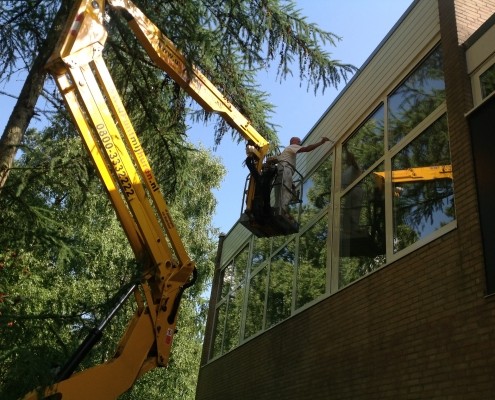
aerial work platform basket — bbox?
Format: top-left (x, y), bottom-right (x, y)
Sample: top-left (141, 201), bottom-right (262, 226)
top-left (240, 159), bottom-right (302, 237)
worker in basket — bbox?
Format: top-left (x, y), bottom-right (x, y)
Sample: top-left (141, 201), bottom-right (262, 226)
top-left (269, 136), bottom-right (332, 216)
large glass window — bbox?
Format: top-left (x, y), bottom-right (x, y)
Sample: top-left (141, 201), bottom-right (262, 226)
top-left (211, 301), bottom-right (227, 358)
top-left (251, 236), bottom-right (271, 271)
top-left (244, 268), bottom-right (268, 339)
top-left (210, 43), bottom-right (457, 360)
top-left (300, 156), bottom-right (333, 225)
top-left (388, 46), bottom-right (445, 149)
top-left (223, 287), bottom-right (244, 352)
top-left (342, 105), bottom-right (384, 190)
top-left (266, 240), bottom-right (295, 328)
top-left (212, 244), bottom-right (249, 357)
top-left (392, 115), bottom-right (455, 253)
top-left (338, 45), bottom-right (450, 289)
top-left (296, 217), bottom-right (328, 309)
top-left (218, 262), bottom-right (233, 300)
top-left (218, 245), bottom-right (248, 301)
top-left (339, 163), bottom-right (386, 286)
top-left (480, 63), bottom-right (495, 99)
top-left (233, 244), bottom-right (249, 284)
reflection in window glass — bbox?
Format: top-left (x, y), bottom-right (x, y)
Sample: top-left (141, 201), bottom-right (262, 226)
top-left (392, 115), bottom-right (455, 253)
top-left (213, 244), bottom-right (249, 356)
top-left (480, 63), bottom-right (495, 99)
top-left (301, 156), bottom-right (333, 225)
top-left (211, 301), bottom-right (227, 358)
top-left (339, 164), bottom-right (386, 287)
top-left (388, 46), bottom-right (445, 148)
top-left (251, 237), bottom-right (271, 270)
top-left (266, 240), bottom-right (295, 328)
top-left (244, 268), bottom-right (268, 339)
top-left (223, 287), bottom-right (244, 352)
top-left (272, 233), bottom-right (293, 255)
top-left (233, 244), bottom-right (249, 286)
top-left (296, 218), bottom-right (327, 309)
top-left (342, 105), bottom-right (384, 189)
top-left (211, 43), bottom-right (456, 359)
top-left (219, 263), bottom-right (233, 300)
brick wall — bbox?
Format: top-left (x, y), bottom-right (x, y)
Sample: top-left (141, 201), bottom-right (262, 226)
top-left (196, 1), bottom-right (495, 398)
top-left (197, 229), bottom-right (495, 399)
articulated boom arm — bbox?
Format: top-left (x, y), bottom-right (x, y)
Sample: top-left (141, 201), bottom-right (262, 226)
top-left (24, 0), bottom-right (268, 398)
top-left (108, 0), bottom-right (269, 161)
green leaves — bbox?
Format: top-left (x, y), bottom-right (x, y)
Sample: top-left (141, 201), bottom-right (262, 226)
top-left (1, 1), bottom-right (355, 398)
top-left (0, 121), bottom-right (223, 398)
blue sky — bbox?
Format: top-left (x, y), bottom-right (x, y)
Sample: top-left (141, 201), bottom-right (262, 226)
top-left (0, 0), bottom-right (413, 234)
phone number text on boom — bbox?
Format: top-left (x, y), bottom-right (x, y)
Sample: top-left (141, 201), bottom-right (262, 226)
top-left (96, 123), bottom-right (135, 197)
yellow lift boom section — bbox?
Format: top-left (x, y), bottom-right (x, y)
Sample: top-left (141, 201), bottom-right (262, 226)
top-left (24, 0), bottom-right (269, 398)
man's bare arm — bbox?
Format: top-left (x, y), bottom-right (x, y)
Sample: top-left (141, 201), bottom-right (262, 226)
top-left (297, 137), bottom-right (332, 153)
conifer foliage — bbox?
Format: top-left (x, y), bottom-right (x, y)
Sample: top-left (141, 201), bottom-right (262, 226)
top-left (0, 1), bottom-right (354, 398)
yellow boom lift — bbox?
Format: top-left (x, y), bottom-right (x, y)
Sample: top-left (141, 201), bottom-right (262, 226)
top-left (23, 0), bottom-right (292, 398)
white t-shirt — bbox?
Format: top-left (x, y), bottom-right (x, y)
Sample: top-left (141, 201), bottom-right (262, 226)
top-left (277, 144), bottom-right (302, 169)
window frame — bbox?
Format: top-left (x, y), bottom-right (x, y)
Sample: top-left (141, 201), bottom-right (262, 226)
top-left (471, 53), bottom-right (495, 105)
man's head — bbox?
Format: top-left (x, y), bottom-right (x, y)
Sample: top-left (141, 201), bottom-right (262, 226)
top-left (290, 137), bottom-right (301, 145)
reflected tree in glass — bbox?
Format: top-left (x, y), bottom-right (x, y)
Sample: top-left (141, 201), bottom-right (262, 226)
top-left (212, 244), bottom-right (249, 355)
top-left (211, 300), bottom-right (227, 358)
top-left (300, 156), bottom-right (333, 226)
top-left (296, 217), bottom-right (327, 309)
top-left (222, 287), bottom-right (244, 352)
top-left (251, 236), bottom-right (271, 271)
top-left (233, 244), bottom-right (249, 286)
top-left (342, 105), bottom-right (384, 190)
top-left (244, 267), bottom-right (268, 339)
top-left (480, 63), bottom-right (495, 99)
top-left (219, 262), bottom-right (233, 300)
top-left (266, 240), bottom-right (295, 328)
top-left (392, 114), bottom-right (455, 252)
top-left (272, 232), bottom-right (293, 254)
top-left (339, 164), bottom-right (386, 287)
top-left (388, 45), bottom-right (445, 148)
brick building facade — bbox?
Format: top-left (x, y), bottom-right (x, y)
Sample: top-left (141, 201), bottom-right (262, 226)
top-left (196, 1), bottom-right (495, 398)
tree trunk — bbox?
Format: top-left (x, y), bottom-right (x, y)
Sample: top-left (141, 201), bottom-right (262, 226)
top-left (0, 1), bottom-right (72, 193)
